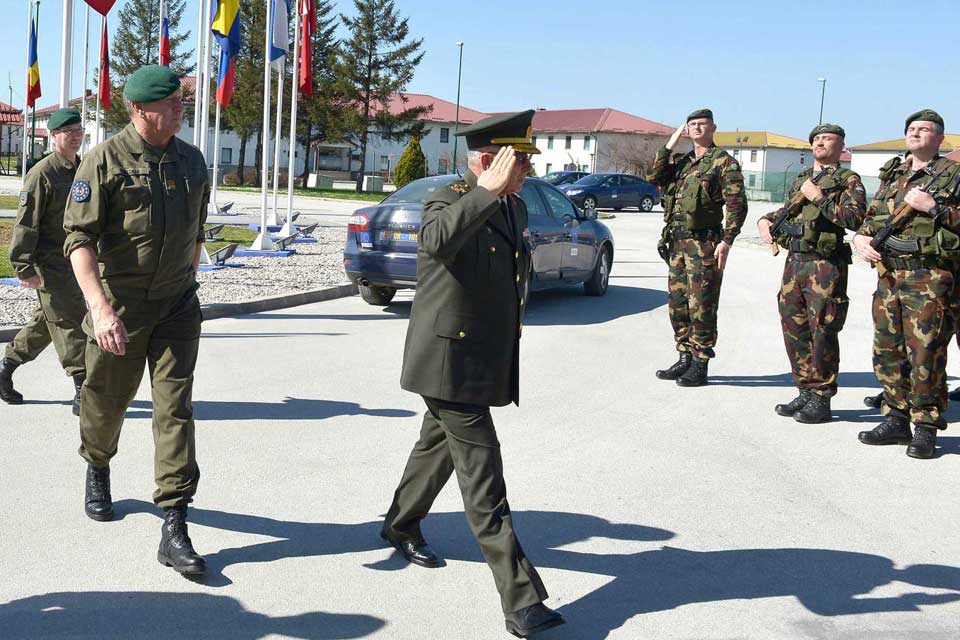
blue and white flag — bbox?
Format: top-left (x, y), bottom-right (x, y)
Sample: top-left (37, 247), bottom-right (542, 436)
top-left (268, 0), bottom-right (290, 66)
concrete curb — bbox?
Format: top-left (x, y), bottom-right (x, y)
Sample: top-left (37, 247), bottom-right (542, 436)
top-left (0, 282), bottom-right (359, 342)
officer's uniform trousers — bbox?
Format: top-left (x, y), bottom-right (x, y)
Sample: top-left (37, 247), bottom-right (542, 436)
top-left (5, 278), bottom-right (87, 377)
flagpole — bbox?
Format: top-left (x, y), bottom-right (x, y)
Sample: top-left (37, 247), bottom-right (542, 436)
top-left (212, 99), bottom-right (222, 212)
top-left (158, 0), bottom-right (165, 64)
top-left (270, 58), bottom-right (284, 226)
top-left (80, 5), bottom-right (90, 156)
top-left (95, 14), bottom-right (103, 147)
top-left (192, 0), bottom-right (205, 145)
top-left (250, 0), bottom-right (275, 251)
top-left (59, 0), bottom-right (73, 107)
top-left (281, 2), bottom-right (301, 236)
top-left (21, 0), bottom-right (33, 182)
top-left (199, 0), bottom-right (214, 162)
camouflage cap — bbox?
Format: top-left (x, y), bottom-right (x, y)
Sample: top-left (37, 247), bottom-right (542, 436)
top-left (454, 109), bottom-right (541, 154)
top-left (124, 65), bottom-right (181, 103)
top-left (48, 108), bottom-right (82, 131)
top-left (904, 109), bottom-right (944, 134)
top-left (686, 108), bottom-right (714, 122)
top-left (808, 123), bottom-right (845, 143)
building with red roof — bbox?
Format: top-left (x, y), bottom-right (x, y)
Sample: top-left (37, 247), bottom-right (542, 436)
top-left (0, 101), bottom-right (24, 168)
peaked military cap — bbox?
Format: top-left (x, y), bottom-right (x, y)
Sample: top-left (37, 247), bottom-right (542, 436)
top-left (686, 108), bottom-right (714, 122)
top-left (904, 109), bottom-right (944, 134)
top-left (454, 109), bottom-right (540, 154)
top-left (808, 123), bottom-right (845, 143)
top-left (124, 65), bottom-right (181, 103)
top-left (48, 108), bottom-right (82, 131)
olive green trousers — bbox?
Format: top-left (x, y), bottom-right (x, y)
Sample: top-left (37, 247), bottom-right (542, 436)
top-left (5, 282), bottom-right (86, 377)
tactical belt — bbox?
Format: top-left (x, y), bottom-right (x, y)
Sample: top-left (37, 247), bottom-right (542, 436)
top-left (881, 255), bottom-right (948, 271)
top-left (669, 226), bottom-right (723, 241)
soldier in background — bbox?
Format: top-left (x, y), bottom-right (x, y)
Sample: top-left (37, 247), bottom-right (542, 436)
top-left (649, 109), bottom-right (748, 387)
top-left (1, 108), bottom-right (87, 415)
top-left (758, 124), bottom-right (867, 423)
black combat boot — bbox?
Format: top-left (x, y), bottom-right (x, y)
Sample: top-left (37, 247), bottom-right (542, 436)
top-left (656, 352), bottom-right (692, 380)
top-left (158, 506), bottom-right (206, 575)
top-left (863, 393), bottom-right (883, 409)
top-left (72, 373), bottom-right (85, 417)
top-left (0, 358), bottom-right (23, 405)
top-left (84, 464), bottom-right (114, 521)
top-left (906, 425), bottom-right (937, 459)
top-left (949, 387), bottom-right (960, 402)
top-left (794, 393), bottom-right (831, 424)
top-left (676, 357), bottom-right (708, 387)
top-left (775, 389), bottom-right (811, 417)
top-left (858, 415), bottom-right (912, 446)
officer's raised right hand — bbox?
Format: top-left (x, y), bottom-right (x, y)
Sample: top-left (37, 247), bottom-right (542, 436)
top-left (666, 124), bottom-right (686, 151)
top-left (477, 146), bottom-right (518, 197)
top-left (91, 303), bottom-right (129, 356)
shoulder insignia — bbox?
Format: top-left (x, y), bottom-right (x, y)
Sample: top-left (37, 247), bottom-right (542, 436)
top-left (449, 181), bottom-right (471, 194)
top-left (71, 180), bottom-right (91, 203)
top-left (18, 191), bottom-right (28, 207)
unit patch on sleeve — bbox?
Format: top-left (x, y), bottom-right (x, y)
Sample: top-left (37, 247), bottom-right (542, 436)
top-left (18, 191), bottom-right (28, 206)
top-left (71, 180), bottom-right (91, 203)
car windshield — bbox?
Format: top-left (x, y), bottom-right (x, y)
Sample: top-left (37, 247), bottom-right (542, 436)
top-left (542, 173), bottom-right (568, 185)
top-left (573, 174), bottom-right (608, 186)
top-left (382, 177), bottom-right (458, 204)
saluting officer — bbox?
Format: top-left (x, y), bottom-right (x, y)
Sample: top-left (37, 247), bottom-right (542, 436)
top-left (1, 108), bottom-right (87, 414)
top-left (758, 124), bottom-right (867, 423)
top-left (381, 110), bottom-right (565, 638)
top-left (63, 66), bottom-right (210, 573)
top-left (649, 109), bottom-right (748, 387)
top-left (853, 109), bottom-right (960, 459)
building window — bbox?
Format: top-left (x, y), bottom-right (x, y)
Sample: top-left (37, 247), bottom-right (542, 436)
top-left (748, 174), bottom-right (756, 187)
top-left (583, 136), bottom-right (591, 151)
top-left (547, 136), bottom-right (554, 150)
top-left (438, 158), bottom-right (450, 174)
top-left (565, 136), bottom-right (572, 149)
top-left (380, 155), bottom-right (389, 171)
top-left (440, 128), bottom-right (449, 143)
top-left (733, 149), bottom-right (739, 158)
top-left (799, 153), bottom-right (805, 165)
top-left (750, 149), bottom-right (757, 162)
top-left (545, 163), bottom-right (552, 173)
top-left (222, 147), bottom-right (233, 164)
top-left (581, 163), bottom-right (589, 172)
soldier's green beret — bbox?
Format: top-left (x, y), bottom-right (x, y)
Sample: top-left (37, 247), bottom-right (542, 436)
top-left (454, 109), bottom-right (540, 154)
top-left (808, 123), bottom-right (845, 143)
top-left (48, 108), bottom-right (81, 131)
top-left (686, 108), bottom-right (714, 122)
top-left (904, 109), bottom-right (943, 133)
top-left (123, 65), bottom-right (181, 103)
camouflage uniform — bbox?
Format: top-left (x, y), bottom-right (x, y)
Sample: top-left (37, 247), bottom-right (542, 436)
top-left (649, 144), bottom-right (747, 360)
top-left (858, 155), bottom-right (960, 429)
top-left (761, 166), bottom-right (867, 397)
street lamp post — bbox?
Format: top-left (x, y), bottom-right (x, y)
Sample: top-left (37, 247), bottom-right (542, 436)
top-left (817, 77), bottom-right (827, 125)
top-left (451, 41), bottom-right (464, 175)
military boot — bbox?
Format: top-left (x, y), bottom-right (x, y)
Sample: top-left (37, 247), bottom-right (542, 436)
top-left (71, 373), bottom-right (85, 417)
top-left (676, 357), bottom-right (709, 387)
top-left (863, 393), bottom-right (883, 409)
top-left (858, 415), bottom-right (912, 446)
top-left (656, 352), bottom-right (692, 380)
top-left (794, 393), bottom-right (831, 424)
top-left (0, 358), bottom-right (23, 405)
top-left (158, 506), bottom-right (206, 576)
top-left (84, 464), bottom-right (114, 521)
top-left (906, 425), bottom-right (937, 459)
top-left (775, 389), bottom-right (811, 417)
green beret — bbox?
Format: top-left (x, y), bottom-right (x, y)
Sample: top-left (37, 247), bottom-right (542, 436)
top-left (687, 108), bottom-right (714, 122)
top-left (808, 123), bottom-right (845, 143)
top-left (905, 109), bottom-right (943, 134)
top-left (48, 108), bottom-right (81, 131)
top-left (124, 65), bottom-right (181, 103)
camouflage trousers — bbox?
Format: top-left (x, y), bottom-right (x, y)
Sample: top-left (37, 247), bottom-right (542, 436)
top-left (667, 237), bottom-right (723, 360)
top-left (778, 256), bottom-right (849, 397)
top-left (873, 266), bottom-right (954, 429)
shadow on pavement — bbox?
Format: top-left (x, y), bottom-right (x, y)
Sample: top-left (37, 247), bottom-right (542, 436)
top-left (123, 398), bottom-right (416, 421)
top-left (0, 592), bottom-right (384, 640)
top-left (109, 503), bottom-right (960, 639)
top-left (523, 285), bottom-right (667, 326)
top-left (711, 371), bottom-right (881, 389)
top-left (200, 332), bottom-right (348, 339)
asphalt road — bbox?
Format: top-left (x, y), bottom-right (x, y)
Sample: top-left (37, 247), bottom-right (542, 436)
top-left (2, 209), bottom-right (959, 639)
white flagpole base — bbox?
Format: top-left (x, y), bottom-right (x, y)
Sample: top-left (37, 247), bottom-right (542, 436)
top-left (199, 245), bottom-right (212, 265)
top-left (279, 219), bottom-right (296, 237)
top-left (249, 232), bottom-right (276, 251)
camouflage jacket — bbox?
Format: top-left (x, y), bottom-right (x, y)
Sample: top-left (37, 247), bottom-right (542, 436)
top-left (761, 165), bottom-right (867, 232)
top-left (648, 144), bottom-right (747, 244)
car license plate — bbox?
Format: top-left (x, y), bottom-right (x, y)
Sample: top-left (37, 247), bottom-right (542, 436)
top-left (380, 230), bottom-right (417, 242)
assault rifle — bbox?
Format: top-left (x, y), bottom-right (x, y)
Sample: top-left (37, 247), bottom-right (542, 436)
top-left (869, 164), bottom-right (957, 251)
top-left (768, 167), bottom-right (830, 256)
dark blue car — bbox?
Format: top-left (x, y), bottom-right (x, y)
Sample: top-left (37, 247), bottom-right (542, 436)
top-left (343, 175), bottom-right (615, 305)
top-left (557, 172), bottom-right (660, 212)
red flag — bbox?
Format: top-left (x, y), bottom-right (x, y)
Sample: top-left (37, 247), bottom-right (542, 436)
top-left (159, 0), bottom-right (171, 66)
top-left (83, 0), bottom-right (118, 16)
top-left (299, 0), bottom-right (315, 96)
top-left (98, 19), bottom-right (111, 110)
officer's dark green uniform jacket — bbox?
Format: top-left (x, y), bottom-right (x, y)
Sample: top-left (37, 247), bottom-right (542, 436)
top-left (400, 170), bottom-right (531, 407)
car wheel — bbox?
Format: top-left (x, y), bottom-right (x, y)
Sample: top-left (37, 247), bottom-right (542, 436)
top-left (584, 245), bottom-right (611, 296)
top-left (582, 195), bottom-right (597, 210)
top-left (640, 196), bottom-right (654, 212)
top-left (613, 206), bottom-right (623, 211)
top-left (358, 284), bottom-right (397, 306)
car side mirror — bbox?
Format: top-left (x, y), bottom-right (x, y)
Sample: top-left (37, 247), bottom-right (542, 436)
top-left (580, 206), bottom-right (597, 221)
top-left (563, 213), bottom-right (580, 226)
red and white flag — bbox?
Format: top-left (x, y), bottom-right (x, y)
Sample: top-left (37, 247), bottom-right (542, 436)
top-left (99, 18), bottom-right (111, 110)
top-left (159, 0), bottom-right (172, 66)
top-left (299, 0), bottom-right (316, 96)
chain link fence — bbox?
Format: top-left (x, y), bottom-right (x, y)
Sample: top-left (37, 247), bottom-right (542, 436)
top-left (743, 170), bottom-right (881, 203)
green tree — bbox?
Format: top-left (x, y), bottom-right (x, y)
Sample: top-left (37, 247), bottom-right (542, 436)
top-left (333, 0), bottom-right (429, 191)
top-left (393, 135), bottom-right (426, 187)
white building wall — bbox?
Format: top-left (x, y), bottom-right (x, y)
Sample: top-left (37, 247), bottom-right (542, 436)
top-left (531, 132), bottom-right (597, 176)
top-left (363, 121), bottom-right (467, 177)
top-left (850, 150), bottom-right (902, 178)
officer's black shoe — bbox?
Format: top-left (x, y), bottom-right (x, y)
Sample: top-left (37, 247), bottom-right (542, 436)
top-left (906, 425), bottom-right (937, 459)
top-left (863, 393), bottom-right (883, 409)
top-left (794, 394), bottom-right (831, 424)
top-left (0, 358), bottom-right (23, 405)
top-left (656, 352), bottom-right (692, 380)
top-left (158, 506), bottom-right (206, 576)
top-left (84, 464), bottom-right (114, 521)
top-left (775, 390), bottom-right (811, 417)
top-left (949, 387), bottom-right (960, 402)
top-left (676, 358), bottom-right (708, 387)
top-left (71, 373), bottom-right (85, 417)
top-left (858, 415), bottom-right (912, 446)
top-left (380, 530), bottom-right (442, 568)
top-left (504, 603), bottom-right (565, 638)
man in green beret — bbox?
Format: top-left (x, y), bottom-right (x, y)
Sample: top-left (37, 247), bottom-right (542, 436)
top-left (1, 108), bottom-right (87, 414)
top-left (63, 65), bottom-right (210, 572)
top-left (649, 109), bottom-right (748, 386)
top-left (381, 110), bottom-right (564, 637)
top-left (757, 124), bottom-right (866, 423)
top-left (853, 109), bottom-right (960, 459)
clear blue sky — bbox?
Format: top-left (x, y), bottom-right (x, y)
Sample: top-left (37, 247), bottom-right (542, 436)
top-left (4, 0), bottom-right (958, 145)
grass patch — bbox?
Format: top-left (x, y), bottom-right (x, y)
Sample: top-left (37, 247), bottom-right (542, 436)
top-left (0, 220), bottom-right (14, 278)
top-left (206, 223), bottom-right (258, 255)
top-left (219, 184), bottom-right (387, 203)
top-left (0, 195), bottom-right (21, 210)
